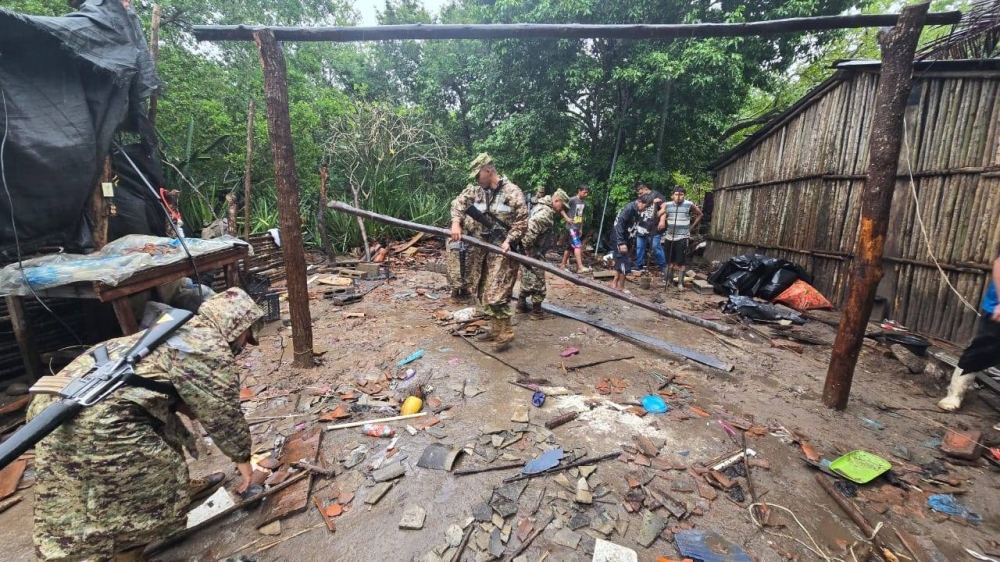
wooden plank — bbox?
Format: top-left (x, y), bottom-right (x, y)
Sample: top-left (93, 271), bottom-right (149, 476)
top-left (258, 426), bottom-right (321, 525)
top-left (94, 246), bottom-right (248, 302)
top-left (111, 299), bottom-right (140, 336)
top-left (0, 458), bottom-right (26, 500)
top-left (541, 303), bottom-right (733, 372)
top-left (5, 296), bottom-right (40, 381)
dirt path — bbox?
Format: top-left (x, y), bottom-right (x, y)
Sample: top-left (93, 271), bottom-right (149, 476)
top-left (3, 267), bottom-right (998, 561)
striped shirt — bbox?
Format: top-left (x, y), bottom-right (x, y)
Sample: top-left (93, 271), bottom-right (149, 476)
top-left (664, 200), bottom-right (694, 241)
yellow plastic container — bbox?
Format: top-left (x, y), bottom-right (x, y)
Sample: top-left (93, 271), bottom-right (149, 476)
top-left (401, 396), bottom-right (423, 415)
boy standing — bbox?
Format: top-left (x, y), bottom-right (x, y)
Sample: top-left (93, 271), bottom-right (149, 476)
top-left (662, 188), bottom-right (702, 289)
top-left (560, 185), bottom-right (592, 274)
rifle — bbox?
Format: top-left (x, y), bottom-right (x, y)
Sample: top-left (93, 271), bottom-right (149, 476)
top-left (447, 240), bottom-right (468, 282)
top-left (0, 307), bottom-right (193, 470)
top-left (465, 205), bottom-right (522, 253)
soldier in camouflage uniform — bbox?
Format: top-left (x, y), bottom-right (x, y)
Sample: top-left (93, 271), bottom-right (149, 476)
top-left (450, 153), bottom-right (528, 351)
top-left (517, 189), bottom-right (569, 317)
top-left (29, 288), bottom-right (262, 561)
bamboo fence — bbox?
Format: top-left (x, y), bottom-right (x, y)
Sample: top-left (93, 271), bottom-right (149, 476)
top-left (708, 61), bottom-right (1000, 344)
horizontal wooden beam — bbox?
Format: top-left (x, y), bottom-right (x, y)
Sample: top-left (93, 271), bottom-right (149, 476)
top-left (193, 12), bottom-right (961, 42)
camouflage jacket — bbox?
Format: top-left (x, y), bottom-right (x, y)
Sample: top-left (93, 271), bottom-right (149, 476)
top-left (29, 288), bottom-right (260, 560)
top-left (450, 176), bottom-right (528, 244)
top-left (522, 195), bottom-right (557, 255)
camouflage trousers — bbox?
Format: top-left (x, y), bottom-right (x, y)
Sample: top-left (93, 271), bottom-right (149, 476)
top-left (446, 244), bottom-right (485, 298)
top-left (481, 253), bottom-right (518, 319)
top-left (519, 265), bottom-right (546, 304)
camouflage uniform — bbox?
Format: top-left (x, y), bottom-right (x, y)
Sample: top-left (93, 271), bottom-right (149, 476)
top-left (450, 177), bottom-right (527, 319)
top-left (29, 288), bottom-right (262, 561)
top-left (519, 195), bottom-right (560, 306)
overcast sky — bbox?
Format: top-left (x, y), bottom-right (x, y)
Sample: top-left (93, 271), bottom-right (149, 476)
top-left (353, 0), bottom-right (452, 25)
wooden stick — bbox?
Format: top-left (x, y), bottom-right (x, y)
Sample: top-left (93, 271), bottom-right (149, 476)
top-left (458, 335), bottom-right (535, 378)
top-left (814, 473), bottom-right (888, 553)
top-left (566, 356), bottom-right (634, 371)
top-left (503, 514), bottom-right (553, 562)
top-left (0, 495), bottom-right (22, 514)
top-left (502, 452), bottom-right (621, 484)
top-left (313, 495), bottom-right (336, 532)
top-left (144, 470), bottom-right (311, 556)
top-left (328, 201), bottom-right (739, 337)
top-left (193, 13), bottom-right (961, 42)
top-left (449, 524), bottom-right (474, 562)
top-left (243, 99), bottom-right (255, 243)
top-left (254, 523), bottom-right (323, 554)
top-left (326, 412), bottom-right (426, 431)
top-left (454, 461), bottom-right (525, 476)
top-left (544, 411), bottom-right (579, 430)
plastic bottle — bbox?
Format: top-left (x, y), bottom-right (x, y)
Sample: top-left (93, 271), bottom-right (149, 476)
top-left (363, 424), bottom-right (396, 438)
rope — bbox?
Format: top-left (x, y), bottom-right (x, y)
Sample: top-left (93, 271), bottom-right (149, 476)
top-left (901, 116), bottom-right (981, 316)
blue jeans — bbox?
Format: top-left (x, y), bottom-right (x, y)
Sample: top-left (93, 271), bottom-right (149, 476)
top-left (635, 233), bottom-right (665, 270)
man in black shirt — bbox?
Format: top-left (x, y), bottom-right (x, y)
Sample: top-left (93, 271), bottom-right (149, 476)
top-left (610, 193), bottom-right (652, 291)
top-left (634, 182), bottom-right (667, 275)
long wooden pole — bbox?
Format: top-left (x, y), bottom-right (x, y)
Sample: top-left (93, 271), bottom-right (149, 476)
top-left (192, 12), bottom-right (960, 42)
top-left (243, 99), bottom-right (255, 242)
top-left (328, 201), bottom-right (739, 337)
top-left (822, 1), bottom-right (930, 410)
top-left (147, 4), bottom-right (162, 127)
top-left (253, 30), bottom-right (314, 369)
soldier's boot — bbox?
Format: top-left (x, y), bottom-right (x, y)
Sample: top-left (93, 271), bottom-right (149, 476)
top-left (189, 471), bottom-right (227, 504)
top-left (491, 317), bottom-right (515, 352)
top-left (530, 301), bottom-right (546, 319)
top-left (476, 318), bottom-right (498, 342)
top-left (450, 288), bottom-right (467, 303)
top-left (515, 297), bottom-right (531, 313)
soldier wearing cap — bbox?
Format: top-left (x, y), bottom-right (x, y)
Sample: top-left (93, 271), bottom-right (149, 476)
top-left (450, 153), bottom-right (528, 351)
top-left (29, 288), bottom-right (263, 561)
top-left (517, 189), bottom-right (569, 317)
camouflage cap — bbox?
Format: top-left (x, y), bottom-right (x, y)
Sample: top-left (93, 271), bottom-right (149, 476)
top-left (552, 189), bottom-right (570, 204)
top-left (468, 153), bottom-right (494, 179)
top-left (198, 287), bottom-right (265, 344)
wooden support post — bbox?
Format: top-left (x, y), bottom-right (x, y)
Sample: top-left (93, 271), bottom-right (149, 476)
top-left (88, 157), bottom-right (113, 250)
top-left (822, 1), bottom-right (930, 410)
top-left (317, 165), bottom-right (334, 259)
top-left (6, 296), bottom-right (40, 381)
top-left (226, 192), bottom-right (238, 237)
top-left (253, 30), bottom-right (314, 368)
top-left (147, 4), bottom-right (162, 127)
top-left (243, 99), bottom-right (255, 242)
top-left (111, 298), bottom-right (140, 336)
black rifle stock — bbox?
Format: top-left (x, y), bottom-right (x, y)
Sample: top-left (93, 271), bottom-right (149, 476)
top-left (465, 205), bottom-right (522, 253)
top-left (0, 308), bottom-right (194, 470)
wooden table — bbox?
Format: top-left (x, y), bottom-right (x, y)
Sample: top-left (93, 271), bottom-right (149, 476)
top-left (4, 245), bottom-right (248, 380)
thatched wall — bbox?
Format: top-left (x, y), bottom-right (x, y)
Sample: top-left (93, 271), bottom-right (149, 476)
top-left (708, 60), bottom-right (1000, 344)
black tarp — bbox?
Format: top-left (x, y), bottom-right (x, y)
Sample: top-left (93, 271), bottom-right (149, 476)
top-left (0, 0), bottom-right (161, 259)
top-left (708, 253), bottom-right (812, 299)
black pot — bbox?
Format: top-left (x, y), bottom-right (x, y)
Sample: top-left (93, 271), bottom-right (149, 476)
top-left (884, 333), bottom-right (931, 357)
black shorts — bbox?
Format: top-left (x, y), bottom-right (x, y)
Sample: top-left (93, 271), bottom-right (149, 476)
top-left (613, 247), bottom-right (631, 274)
top-left (958, 314), bottom-right (1000, 372)
top-left (665, 238), bottom-right (688, 267)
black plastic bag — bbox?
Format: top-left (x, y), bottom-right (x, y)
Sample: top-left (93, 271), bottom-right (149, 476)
top-left (722, 295), bottom-right (805, 324)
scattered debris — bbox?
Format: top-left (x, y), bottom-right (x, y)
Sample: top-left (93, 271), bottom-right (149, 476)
top-left (674, 529), bottom-right (753, 562)
top-left (560, 347), bottom-right (580, 357)
top-left (365, 482), bottom-right (394, 505)
top-left (927, 494), bottom-right (982, 522)
top-left (941, 428), bottom-right (982, 460)
top-left (417, 443), bottom-right (464, 472)
top-left (399, 504), bottom-right (427, 530)
top-left (523, 447), bottom-right (564, 475)
top-left (635, 510), bottom-right (668, 548)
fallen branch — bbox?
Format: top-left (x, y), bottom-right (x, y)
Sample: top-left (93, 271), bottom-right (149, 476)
top-left (0, 495), bottom-right (22, 514)
top-left (502, 451), bottom-right (621, 484)
top-left (450, 523), bottom-right (475, 562)
top-left (566, 355), bottom-right (634, 371)
top-left (457, 335), bottom-right (534, 379)
top-left (544, 411), bottom-right (579, 430)
top-left (814, 473), bottom-right (892, 556)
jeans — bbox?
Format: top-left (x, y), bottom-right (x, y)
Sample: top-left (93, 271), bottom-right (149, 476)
top-left (634, 233), bottom-right (665, 270)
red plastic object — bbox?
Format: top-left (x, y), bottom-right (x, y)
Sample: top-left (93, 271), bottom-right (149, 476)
top-left (560, 347), bottom-right (580, 357)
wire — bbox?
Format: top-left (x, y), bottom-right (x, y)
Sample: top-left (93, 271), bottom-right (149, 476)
top-left (901, 116), bottom-right (980, 316)
top-left (0, 84), bottom-right (83, 345)
top-left (113, 142), bottom-right (203, 297)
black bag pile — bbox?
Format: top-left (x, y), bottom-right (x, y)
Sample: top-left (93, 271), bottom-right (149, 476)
top-left (708, 254), bottom-right (812, 300)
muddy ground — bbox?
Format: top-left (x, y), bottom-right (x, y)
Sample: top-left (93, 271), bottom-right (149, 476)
top-left (2, 261), bottom-right (999, 562)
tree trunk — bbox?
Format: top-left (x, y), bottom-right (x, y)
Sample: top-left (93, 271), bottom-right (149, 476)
top-left (147, 4), bottom-right (162, 127)
top-left (253, 30), bottom-right (314, 369)
top-left (654, 79), bottom-right (673, 168)
top-left (88, 157), bottom-right (113, 249)
top-left (317, 165), bottom-right (334, 259)
top-left (822, 2), bottom-right (929, 410)
top-left (243, 99), bottom-right (255, 242)
top-left (225, 193), bottom-right (238, 237)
